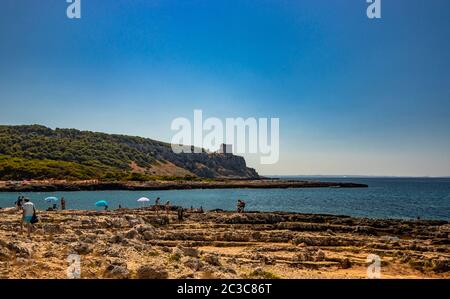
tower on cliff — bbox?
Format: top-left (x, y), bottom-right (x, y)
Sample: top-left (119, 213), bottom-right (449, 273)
top-left (218, 143), bottom-right (233, 154)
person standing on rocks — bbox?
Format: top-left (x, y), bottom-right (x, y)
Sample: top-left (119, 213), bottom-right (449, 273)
top-left (155, 197), bottom-right (160, 215)
top-left (22, 198), bottom-right (36, 238)
top-left (15, 196), bottom-right (24, 210)
top-left (165, 201), bottom-right (171, 215)
top-left (17, 196), bottom-right (25, 231)
top-left (177, 206), bottom-right (184, 221)
top-left (237, 200), bottom-right (246, 213)
top-left (61, 197), bottom-right (66, 210)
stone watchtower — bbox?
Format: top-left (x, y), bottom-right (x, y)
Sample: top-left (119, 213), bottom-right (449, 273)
top-left (218, 144), bottom-right (233, 154)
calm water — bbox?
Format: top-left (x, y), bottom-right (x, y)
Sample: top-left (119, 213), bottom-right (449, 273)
top-left (0, 177), bottom-right (449, 220)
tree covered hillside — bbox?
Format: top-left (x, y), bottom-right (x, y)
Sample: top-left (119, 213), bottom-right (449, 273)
top-left (0, 125), bottom-right (259, 180)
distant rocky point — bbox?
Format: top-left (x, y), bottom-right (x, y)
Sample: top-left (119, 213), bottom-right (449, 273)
top-left (0, 179), bottom-right (368, 192)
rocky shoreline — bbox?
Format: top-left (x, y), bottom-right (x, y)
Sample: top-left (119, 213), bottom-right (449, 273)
top-left (0, 207), bottom-right (448, 279)
top-left (0, 179), bottom-right (368, 192)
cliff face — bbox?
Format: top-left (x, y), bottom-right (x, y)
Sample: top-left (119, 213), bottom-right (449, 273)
top-left (158, 151), bottom-right (259, 179)
top-left (0, 125), bottom-right (259, 180)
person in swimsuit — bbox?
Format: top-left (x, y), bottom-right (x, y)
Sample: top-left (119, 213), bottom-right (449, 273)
top-left (22, 198), bottom-right (36, 238)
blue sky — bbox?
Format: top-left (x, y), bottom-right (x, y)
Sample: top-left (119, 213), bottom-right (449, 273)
top-left (1, 0), bottom-right (449, 176)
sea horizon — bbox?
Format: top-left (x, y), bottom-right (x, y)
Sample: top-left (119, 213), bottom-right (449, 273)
top-left (266, 175), bottom-right (450, 179)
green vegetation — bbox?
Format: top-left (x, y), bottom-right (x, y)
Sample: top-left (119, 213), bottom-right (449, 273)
top-left (0, 154), bottom-right (227, 181)
top-left (168, 253), bottom-right (181, 263)
top-left (0, 154), bottom-right (107, 180)
top-left (0, 125), bottom-right (166, 181)
top-left (0, 125), bottom-right (163, 167)
top-left (145, 251), bottom-right (160, 257)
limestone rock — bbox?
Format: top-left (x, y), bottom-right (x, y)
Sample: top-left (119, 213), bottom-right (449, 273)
top-left (134, 224), bottom-right (157, 234)
top-left (340, 258), bottom-right (352, 269)
top-left (125, 229), bottom-right (138, 239)
top-left (136, 265), bottom-right (169, 279)
top-left (110, 217), bottom-right (128, 228)
top-left (178, 246), bottom-right (200, 258)
top-left (142, 231), bottom-right (156, 241)
top-left (0, 247), bottom-right (9, 260)
top-left (204, 254), bottom-right (221, 266)
top-left (71, 242), bottom-right (92, 255)
top-left (431, 258), bottom-right (449, 273)
top-left (104, 261), bottom-right (130, 279)
top-left (42, 224), bottom-right (64, 234)
top-left (7, 242), bottom-right (32, 257)
top-left (109, 234), bottom-right (123, 244)
top-left (184, 258), bottom-right (204, 271)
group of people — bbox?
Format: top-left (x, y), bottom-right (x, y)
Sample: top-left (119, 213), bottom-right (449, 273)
top-left (47, 197), bottom-right (66, 211)
top-left (154, 197), bottom-right (171, 215)
top-left (151, 197), bottom-right (246, 219)
top-left (154, 197), bottom-right (246, 214)
top-left (13, 195), bottom-right (247, 238)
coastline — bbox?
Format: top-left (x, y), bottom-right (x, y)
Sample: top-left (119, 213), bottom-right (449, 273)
top-left (0, 207), bottom-right (448, 279)
top-left (0, 179), bottom-right (368, 192)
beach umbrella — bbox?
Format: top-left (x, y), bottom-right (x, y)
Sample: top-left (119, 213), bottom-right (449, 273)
top-left (45, 196), bottom-right (59, 202)
top-left (137, 197), bottom-right (150, 207)
top-left (137, 197), bottom-right (150, 202)
top-left (95, 200), bottom-right (109, 207)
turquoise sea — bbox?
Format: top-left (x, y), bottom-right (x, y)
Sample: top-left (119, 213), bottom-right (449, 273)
top-left (0, 177), bottom-right (449, 220)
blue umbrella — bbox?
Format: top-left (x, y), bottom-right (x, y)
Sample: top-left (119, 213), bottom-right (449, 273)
top-left (45, 196), bottom-right (59, 202)
top-left (95, 200), bottom-right (109, 207)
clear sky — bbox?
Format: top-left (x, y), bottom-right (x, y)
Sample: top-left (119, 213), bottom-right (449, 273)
top-left (1, 0), bottom-right (449, 176)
